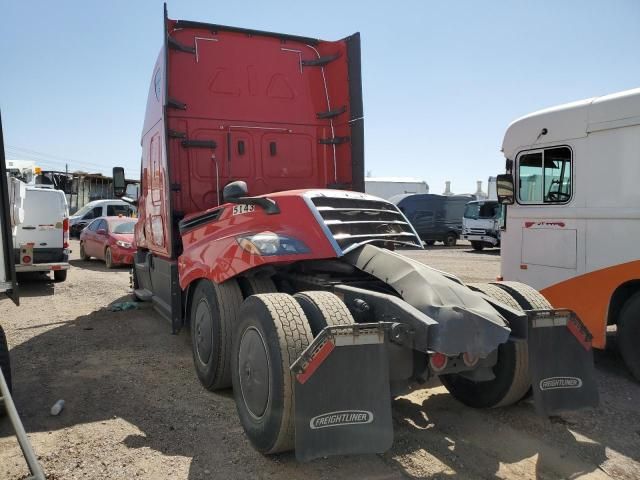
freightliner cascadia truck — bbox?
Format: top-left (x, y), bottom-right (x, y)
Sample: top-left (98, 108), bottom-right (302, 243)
top-left (112, 6), bottom-right (599, 460)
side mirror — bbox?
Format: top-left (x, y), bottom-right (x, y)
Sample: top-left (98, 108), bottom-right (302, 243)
top-left (496, 174), bottom-right (515, 205)
top-left (112, 167), bottom-right (126, 198)
top-left (223, 181), bottom-right (248, 203)
top-left (97, 229), bottom-right (107, 235)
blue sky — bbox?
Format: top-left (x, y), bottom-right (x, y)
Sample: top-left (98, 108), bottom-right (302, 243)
top-left (1, 0), bottom-right (639, 193)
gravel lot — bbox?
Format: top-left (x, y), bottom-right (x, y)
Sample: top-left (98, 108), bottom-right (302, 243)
top-left (1, 241), bottom-right (639, 479)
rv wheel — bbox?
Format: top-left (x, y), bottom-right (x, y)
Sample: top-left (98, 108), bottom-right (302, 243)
top-left (0, 325), bottom-right (11, 417)
top-left (618, 292), bottom-right (640, 381)
top-left (190, 279), bottom-right (243, 391)
top-left (232, 294), bottom-right (313, 454)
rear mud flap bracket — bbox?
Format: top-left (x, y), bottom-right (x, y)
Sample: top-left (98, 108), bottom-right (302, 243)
top-left (291, 323), bottom-right (394, 461)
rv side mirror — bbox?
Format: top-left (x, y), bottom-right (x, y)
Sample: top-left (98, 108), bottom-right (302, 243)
top-left (112, 167), bottom-right (126, 198)
top-left (496, 174), bottom-right (515, 205)
top-left (223, 181), bottom-right (248, 203)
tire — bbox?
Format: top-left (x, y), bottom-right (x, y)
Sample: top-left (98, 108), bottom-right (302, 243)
top-left (443, 233), bottom-right (457, 247)
top-left (79, 242), bottom-right (90, 260)
top-left (0, 325), bottom-right (11, 417)
top-left (471, 241), bottom-right (484, 251)
top-left (190, 279), bottom-right (243, 391)
top-left (231, 294), bottom-right (313, 454)
top-left (425, 240), bottom-right (436, 246)
top-left (617, 292), bottom-right (640, 381)
top-left (293, 291), bottom-right (355, 336)
top-left (105, 247), bottom-right (115, 269)
top-left (440, 282), bottom-right (535, 408)
top-left (241, 274), bottom-right (277, 297)
top-left (53, 269), bottom-right (68, 282)
top-left (491, 281), bottom-right (552, 310)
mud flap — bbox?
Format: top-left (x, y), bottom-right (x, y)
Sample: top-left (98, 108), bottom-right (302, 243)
top-left (527, 309), bottom-right (599, 416)
top-left (290, 323), bottom-right (394, 461)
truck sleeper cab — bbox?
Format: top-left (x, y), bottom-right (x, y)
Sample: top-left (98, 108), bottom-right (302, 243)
top-left (117, 7), bottom-right (599, 461)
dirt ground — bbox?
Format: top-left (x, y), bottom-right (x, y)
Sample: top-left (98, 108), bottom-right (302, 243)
top-left (1, 241), bottom-right (639, 479)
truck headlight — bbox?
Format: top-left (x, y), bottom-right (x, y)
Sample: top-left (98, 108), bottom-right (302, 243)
top-left (116, 240), bottom-right (133, 248)
top-left (237, 231), bottom-right (310, 256)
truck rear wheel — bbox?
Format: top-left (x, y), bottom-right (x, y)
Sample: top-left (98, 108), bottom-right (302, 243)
top-left (231, 294), bottom-right (313, 454)
top-left (294, 291), bottom-right (355, 336)
top-left (443, 233), bottom-right (457, 247)
top-left (471, 241), bottom-right (485, 251)
top-left (0, 324), bottom-right (11, 417)
top-left (617, 292), bottom-right (640, 381)
top-left (440, 282), bottom-right (539, 408)
top-left (190, 279), bottom-right (243, 391)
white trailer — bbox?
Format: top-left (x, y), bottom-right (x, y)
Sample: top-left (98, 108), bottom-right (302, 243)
top-left (497, 87), bottom-right (640, 379)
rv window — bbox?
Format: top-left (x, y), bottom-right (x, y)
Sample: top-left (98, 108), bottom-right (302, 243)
top-left (517, 147), bottom-right (571, 204)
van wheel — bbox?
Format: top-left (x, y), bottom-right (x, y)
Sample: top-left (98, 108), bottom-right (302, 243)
top-left (0, 324), bottom-right (11, 417)
top-left (440, 282), bottom-right (534, 408)
top-left (53, 270), bottom-right (67, 282)
top-left (471, 241), bottom-right (485, 251)
top-left (190, 279), bottom-right (243, 391)
top-left (79, 242), bottom-right (90, 260)
top-left (424, 240), bottom-right (436, 246)
top-left (231, 294), bottom-right (313, 454)
top-left (443, 234), bottom-right (457, 247)
top-left (105, 248), bottom-right (115, 269)
top-left (294, 291), bottom-right (355, 336)
top-left (618, 292), bottom-right (640, 381)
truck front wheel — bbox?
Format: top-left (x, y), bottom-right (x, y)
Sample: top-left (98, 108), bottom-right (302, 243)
top-left (440, 282), bottom-right (549, 408)
top-left (0, 324), bottom-right (11, 417)
top-left (471, 241), bottom-right (485, 251)
top-left (231, 294), bottom-right (313, 454)
top-left (618, 292), bottom-right (640, 381)
top-left (190, 279), bottom-right (243, 391)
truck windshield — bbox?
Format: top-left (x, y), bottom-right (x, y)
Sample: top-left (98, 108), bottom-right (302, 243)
top-left (464, 202), bottom-right (499, 219)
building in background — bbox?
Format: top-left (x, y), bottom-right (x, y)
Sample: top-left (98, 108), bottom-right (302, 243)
top-left (364, 176), bottom-right (429, 200)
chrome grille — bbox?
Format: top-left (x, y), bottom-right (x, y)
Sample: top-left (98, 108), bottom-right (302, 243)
top-left (309, 193), bottom-right (422, 253)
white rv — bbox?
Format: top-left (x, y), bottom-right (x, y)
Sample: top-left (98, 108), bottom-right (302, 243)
top-left (497, 87), bottom-right (640, 379)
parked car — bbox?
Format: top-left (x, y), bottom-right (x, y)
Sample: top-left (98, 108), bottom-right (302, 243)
top-left (391, 193), bottom-right (474, 246)
top-left (79, 216), bottom-right (136, 268)
top-left (69, 199), bottom-right (136, 238)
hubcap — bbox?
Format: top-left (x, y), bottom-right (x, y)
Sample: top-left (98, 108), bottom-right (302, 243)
top-left (238, 327), bottom-right (270, 419)
top-left (194, 299), bottom-right (213, 366)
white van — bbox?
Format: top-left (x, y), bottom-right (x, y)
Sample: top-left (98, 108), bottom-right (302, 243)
top-left (69, 199), bottom-right (135, 238)
top-left (14, 184), bottom-right (70, 282)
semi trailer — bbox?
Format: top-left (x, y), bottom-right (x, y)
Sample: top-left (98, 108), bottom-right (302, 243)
top-left (496, 87), bottom-right (640, 381)
top-left (114, 6), bottom-right (599, 460)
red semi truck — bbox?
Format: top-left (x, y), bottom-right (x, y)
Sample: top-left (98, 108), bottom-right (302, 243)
top-left (112, 6), bottom-right (599, 460)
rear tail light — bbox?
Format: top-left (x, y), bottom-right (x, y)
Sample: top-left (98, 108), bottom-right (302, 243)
top-left (429, 352), bottom-right (448, 372)
top-left (63, 217), bottom-right (69, 248)
top-left (22, 255), bottom-right (32, 264)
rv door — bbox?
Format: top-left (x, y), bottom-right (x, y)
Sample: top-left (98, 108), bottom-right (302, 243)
top-left (0, 111), bottom-right (19, 305)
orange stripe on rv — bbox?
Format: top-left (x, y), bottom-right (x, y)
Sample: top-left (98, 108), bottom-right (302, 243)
top-left (541, 260), bottom-right (640, 349)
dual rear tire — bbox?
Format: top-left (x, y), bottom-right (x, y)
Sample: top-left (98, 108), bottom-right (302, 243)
top-left (440, 281), bottom-right (551, 408)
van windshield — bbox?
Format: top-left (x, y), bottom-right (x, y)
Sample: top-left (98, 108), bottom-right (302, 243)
top-left (73, 204), bottom-right (95, 217)
top-left (464, 202), bottom-right (499, 219)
